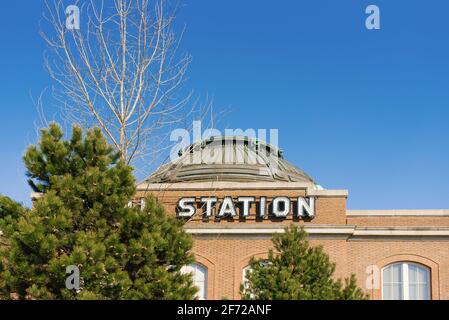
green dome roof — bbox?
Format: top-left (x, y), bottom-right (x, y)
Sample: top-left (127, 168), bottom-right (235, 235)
top-left (144, 136), bottom-right (315, 184)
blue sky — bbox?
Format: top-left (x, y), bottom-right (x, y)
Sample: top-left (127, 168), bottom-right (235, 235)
top-left (1, 0), bottom-right (449, 209)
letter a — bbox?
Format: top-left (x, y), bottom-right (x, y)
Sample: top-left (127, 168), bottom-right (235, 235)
top-left (66, 5), bottom-right (80, 30)
top-left (365, 5), bottom-right (380, 30)
top-left (65, 265), bottom-right (80, 290)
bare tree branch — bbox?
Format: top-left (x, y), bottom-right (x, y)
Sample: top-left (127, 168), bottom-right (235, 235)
top-left (41, 0), bottom-right (197, 166)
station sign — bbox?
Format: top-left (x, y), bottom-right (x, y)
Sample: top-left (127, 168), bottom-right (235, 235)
top-left (177, 196), bottom-right (315, 219)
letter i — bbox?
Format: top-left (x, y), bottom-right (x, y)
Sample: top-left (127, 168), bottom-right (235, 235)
top-left (259, 196), bottom-right (267, 219)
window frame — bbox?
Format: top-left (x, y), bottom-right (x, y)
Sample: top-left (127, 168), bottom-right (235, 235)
top-left (242, 260), bottom-right (271, 292)
top-left (181, 263), bottom-right (208, 300)
top-left (381, 262), bottom-right (430, 300)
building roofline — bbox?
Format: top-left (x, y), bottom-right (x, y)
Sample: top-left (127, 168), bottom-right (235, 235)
top-left (136, 182), bottom-right (348, 197)
top-left (347, 209), bottom-right (449, 217)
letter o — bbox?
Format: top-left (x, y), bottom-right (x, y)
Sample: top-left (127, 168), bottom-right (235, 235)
top-left (272, 197), bottom-right (290, 217)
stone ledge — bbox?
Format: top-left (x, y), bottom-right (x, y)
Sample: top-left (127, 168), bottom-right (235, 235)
top-left (137, 182), bottom-right (347, 197)
top-left (184, 224), bottom-right (449, 239)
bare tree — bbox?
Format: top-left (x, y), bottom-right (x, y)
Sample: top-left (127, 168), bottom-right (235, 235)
top-left (41, 0), bottom-right (195, 165)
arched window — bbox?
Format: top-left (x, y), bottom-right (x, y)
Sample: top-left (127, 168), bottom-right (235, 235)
top-left (181, 263), bottom-right (208, 300)
top-left (382, 262), bottom-right (430, 300)
top-left (242, 265), bottom-right (252, 290)
top-left (242, 264), bottom-right (256, 298)
top-left (242, 260), bottom-right (270, 290)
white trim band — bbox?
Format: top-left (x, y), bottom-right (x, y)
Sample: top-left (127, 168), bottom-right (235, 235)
top-left (184, 225), bottom-right (449, 238)
top-left (136, 182), bottom-right (347, 197)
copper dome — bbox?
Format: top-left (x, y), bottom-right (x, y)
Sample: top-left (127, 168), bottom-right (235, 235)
top-left (144, 136), bottom-right (315, 184)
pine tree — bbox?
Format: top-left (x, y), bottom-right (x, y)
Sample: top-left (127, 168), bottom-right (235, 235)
top-left (240, 225), bottom-right (367, 300)
top-left (0, 195), bottom-right (29, 252)
top-left (0, 195), bottom-right (29, 220)
top-left (0, 124), bottom-right (197, 300)
top-left (0, 195), bottom-right (29, 251)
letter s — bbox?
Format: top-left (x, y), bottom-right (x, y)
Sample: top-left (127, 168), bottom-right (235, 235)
top-left (177, 198), bottom-right (196, 218)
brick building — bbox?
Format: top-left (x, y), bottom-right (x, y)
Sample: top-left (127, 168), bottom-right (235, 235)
top-left (136, 136), bottom-right (449, 300)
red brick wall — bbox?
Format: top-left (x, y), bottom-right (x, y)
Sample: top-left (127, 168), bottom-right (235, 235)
top-left (137, 188), bottom-right (449, 300)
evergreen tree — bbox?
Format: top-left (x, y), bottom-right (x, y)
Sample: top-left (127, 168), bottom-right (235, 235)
top-left (0, 195), bottom-right (29, 252)
top-left (0, 124), bottom-right (197, 300)
top-left (240, 225), bottom-right (367, 300)
top-left (0, 195), bottom-right (29, 220)
top-left (0, 195), bottom-right (29, 251)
